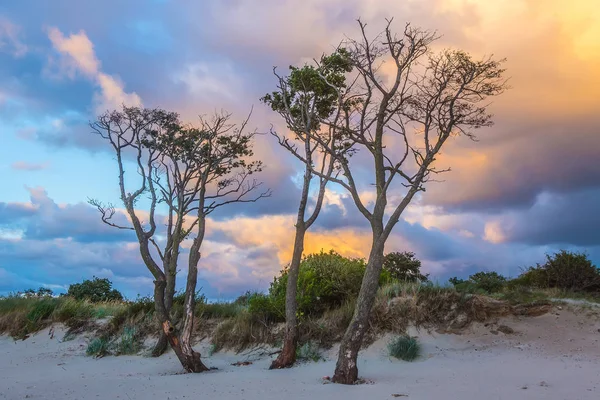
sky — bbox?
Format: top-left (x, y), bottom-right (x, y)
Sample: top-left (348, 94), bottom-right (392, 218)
top-left (0, 0), bottom-right (599, 299)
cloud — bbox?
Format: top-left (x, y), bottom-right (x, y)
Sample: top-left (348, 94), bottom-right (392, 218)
top-left (0, 16), bottom-right (27, 57)
top-left (424, 118), bottom-right (600, 212)
top-left (10, 161), bottom-right (49, 171)
top-left (46, 27), bottom-right (141, 113)
top-left (172, 61), bottom-right (244, 102)
top-left (0, 186), bottom-right (134, 243)
top-left (0, 0), bottom-right (599, 298)
top-left (482, 188), bottom-right (600, 247)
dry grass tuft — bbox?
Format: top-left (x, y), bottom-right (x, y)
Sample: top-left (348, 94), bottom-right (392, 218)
top-left (210, 310), bottom-right (277, 352)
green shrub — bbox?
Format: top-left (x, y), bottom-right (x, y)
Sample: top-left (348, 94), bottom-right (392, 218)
top-left (468, 271), bottom-right (507, 293)
top-left (449, 277), bottom-right (466, 286)
top-left (517, 250), bottom-right (600, 292)
top-left (67, 277), bottom-right (124, 303)
top-left (388, 335), bottom-right (420, 361)
top-left (268, 250), bottom-right (385, 317)
top-left (86, 337), bottom-right (109, 357)
top-left (21, 287), bottom-right (54, 298)
top-left (247, 292), bottom-right (284, 323)
top-left (383, 252), bottom-right (429, 283)
top-left (450, 272), bottom-right (506, 294)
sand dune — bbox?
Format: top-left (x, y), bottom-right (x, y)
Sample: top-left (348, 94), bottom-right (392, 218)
top-left (1, 305), bottom-right (599, 400)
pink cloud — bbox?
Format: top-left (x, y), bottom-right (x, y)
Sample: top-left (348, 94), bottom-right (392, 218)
top-left (11, 161), bottom-right (49, 171)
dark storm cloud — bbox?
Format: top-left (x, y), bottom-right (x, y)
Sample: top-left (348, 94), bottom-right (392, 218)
top-left (493, 188), bottom-right (600, 247)
top-left (0, 187), bottom-right (135, 243)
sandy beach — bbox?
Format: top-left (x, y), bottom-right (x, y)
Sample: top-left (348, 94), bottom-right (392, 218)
top-left (1, 305), bottom-right (599, 400)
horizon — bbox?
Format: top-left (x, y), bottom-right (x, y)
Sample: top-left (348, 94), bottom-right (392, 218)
top-left (1, 0), bottom-right (599, 300)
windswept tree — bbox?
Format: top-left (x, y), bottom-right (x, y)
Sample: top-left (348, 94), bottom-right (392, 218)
top-left (90, 106), bottom-right (268, 372)
top-left (261, 50), bottom-right (352, 369)
top-left (278, 20), bottom-right (507, 383)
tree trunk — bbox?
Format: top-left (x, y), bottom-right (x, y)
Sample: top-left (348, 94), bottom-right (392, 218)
top-left (153, 278), bottom-right (208, 373)
top-left (161, 320), bottom-right (209, 373)
top-left (270, 225), bottom-right (306, 369)
top-left (151, 332), bottom-right (169, 357)
top-left (332, 236), bottom-right (385, 384)
top-left (152, 246), bottom-right (179, 357)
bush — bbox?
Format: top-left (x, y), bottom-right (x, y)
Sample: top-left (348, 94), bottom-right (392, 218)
top-left (450, 272), bottom-right (506, 294)
top-left (383, 252), bottom-right (429, 283)
top-left (67, 277), bottom-right (124, 303)
top-left (468, 271), bottom-right (507, 293)
top-left (22, 287), bottom-right (54, 298)
top-left (268, 250), bottom-right (382, 317)
top-left (388, 335), bottom-right (420, 361)
top-left (514, 250), bottom-right (600, 292)
top-left (247, 292), bottom-right (284, 323)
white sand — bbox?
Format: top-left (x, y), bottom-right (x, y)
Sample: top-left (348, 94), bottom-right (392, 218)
top-left (1, 306), bottom-right (599, 400)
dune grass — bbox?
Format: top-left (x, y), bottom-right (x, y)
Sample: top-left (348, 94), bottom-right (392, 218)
top-left (388, 335), bottom-right (420, 361)
top-left (0, 279), bottom-right (580, 357)
top-left (0, 295), bottom-right (127, 339)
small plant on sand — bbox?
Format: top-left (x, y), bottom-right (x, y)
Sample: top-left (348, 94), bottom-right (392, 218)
top-left (207, 343), bottom-right (217, 357)
top-left (115, 326), bottom-right (140, 355)
top-left (388, 335), bottom-right (420, 361)
top-left (296, 341), bottom-right (322, 362)
top-left (86, 337), bottom-right (109, 358)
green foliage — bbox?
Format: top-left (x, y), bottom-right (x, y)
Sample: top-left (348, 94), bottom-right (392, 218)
top-left (86, 337), bottom-right (109, 358)
top-left (383, 252), bottom-right (429, 283)
top-left (22, 287), bottom-right (54, 298)
top-left (448, 277), bottom-right (466, 286)
top-left (468, 271), bottom-right (507, 293)
top-left (296, 341), bottom-right (322, 362)
top-left (268, 250), bottom-right (376, 317)
top-left (247, 292), bottom-right (284, 323)
top-left (515, 250), bottom-right (600, 292)
top-left (450, 272), bottom-right (506, 294)
top-left (67, 277), bottom-right (124, 303)
top-left (388, 335), bottom-right (420, 361)
top-left (261, 49), bottom-right (353, 133)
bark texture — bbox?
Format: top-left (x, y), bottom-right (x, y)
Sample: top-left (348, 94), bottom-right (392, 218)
top-left (154, 279), bottom-right (208, 373)
top-left (151, 235), bottom-right (179, 357)
top-left (332, 236), bottom-right (385, 384)
top-left (269, 226), bottom-right (305, 369)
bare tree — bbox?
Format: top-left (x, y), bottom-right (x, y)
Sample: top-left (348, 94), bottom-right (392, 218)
top-left (278, 20), bottom-right (507, 383)
top-left (90, 106), bottom-right (269, 372)
top-left (261, 50), bottom-right (352, 369)
top-left (89, 107), bottom-right (182, 357)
